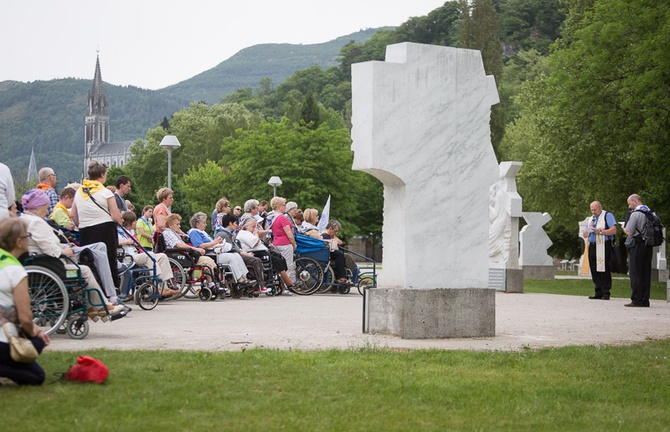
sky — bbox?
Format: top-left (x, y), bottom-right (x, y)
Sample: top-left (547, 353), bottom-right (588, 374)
top-left (1, 0), bottom-right (447, 90)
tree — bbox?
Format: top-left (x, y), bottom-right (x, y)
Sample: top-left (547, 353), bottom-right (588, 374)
top-left (167, 102), bottom-right (262, 176)
top-left (300, 91), bottom-right (321, 127)
top-left (216, 118), bottom-right (380, 234)
top-left (460, 0), bottom-right (505, 155)
top-left (501, 0), bottom-right (670, 256)
top-left (181, 160), bottom-right (227, 215)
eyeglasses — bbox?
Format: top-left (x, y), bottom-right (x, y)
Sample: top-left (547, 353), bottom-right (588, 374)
top-left (21, 233), bottom-right (33, 239)
top-left (49, 173), bottom-right (57, 178)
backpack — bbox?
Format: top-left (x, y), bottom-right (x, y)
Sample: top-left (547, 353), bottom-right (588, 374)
top-left (636, 209), bottom-right (664, 247)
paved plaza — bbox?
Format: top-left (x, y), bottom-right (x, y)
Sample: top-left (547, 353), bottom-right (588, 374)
top-left (47, 290), bottom-right (670, 353)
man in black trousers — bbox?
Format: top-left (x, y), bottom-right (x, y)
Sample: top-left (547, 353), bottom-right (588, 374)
top-left (622, 194), bottom-right (653, 307)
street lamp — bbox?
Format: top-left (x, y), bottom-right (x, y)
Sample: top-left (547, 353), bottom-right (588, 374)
top-left (159, 135), bottom-right (181, 189)
top-left (268, 176), bottom-right (282, 197)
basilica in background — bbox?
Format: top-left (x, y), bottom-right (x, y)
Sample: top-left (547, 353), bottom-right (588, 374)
top-left (83, 55), bottom-right (133, 177)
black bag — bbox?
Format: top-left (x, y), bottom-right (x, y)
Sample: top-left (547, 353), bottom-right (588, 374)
top-left (186, 249), bottom-right (202, 263)
top-left (636, 209), bottom-right (665, 247)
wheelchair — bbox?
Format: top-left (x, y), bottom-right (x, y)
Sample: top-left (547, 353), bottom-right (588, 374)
top-left (23, 254), bottom-right (119, 339)
top-left (293, 234), bottom-right (355, 295)
top-left (248, 248), bottom-right (285, 296)
top-left (117, 250), bottom-right (164, 311)
top-left (154, 232), bottom-right (229, 301)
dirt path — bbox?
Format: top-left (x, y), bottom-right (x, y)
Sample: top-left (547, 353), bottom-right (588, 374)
top-left (47, 292), bottom-right (670, 352)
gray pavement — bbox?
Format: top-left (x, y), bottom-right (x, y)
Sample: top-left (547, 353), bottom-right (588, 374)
top-left (47, 290), bottom-right (670, 353)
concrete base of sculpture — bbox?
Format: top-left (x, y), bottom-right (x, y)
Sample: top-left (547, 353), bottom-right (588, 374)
top-left (365, 288), bottom-right (496, 339)
top-left (489, 268), bottom-right (524, 293)
top-left (523, 265), bottom-right (554, 280)
top-left (652, 269), bottom-right (668, 282)
top-left (504, 269), bottom-right (524, 293)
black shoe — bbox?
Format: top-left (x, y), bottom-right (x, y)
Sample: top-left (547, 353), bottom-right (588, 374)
top-left (588, 295), bottom-right (602, 300)
top-left (602, 295), bottom-right (610, 300)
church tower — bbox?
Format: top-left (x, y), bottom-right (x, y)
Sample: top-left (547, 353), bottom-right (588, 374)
top-left (84, 55), bottom-right (110, 176)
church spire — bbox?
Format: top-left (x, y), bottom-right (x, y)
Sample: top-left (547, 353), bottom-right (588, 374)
top-left (85, 54), bottom-right (110, 178)
top-left (88, 54), bottom-right (108, 116)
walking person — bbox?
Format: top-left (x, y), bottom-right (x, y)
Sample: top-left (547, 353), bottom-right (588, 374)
top-left (582, 201), bottom-right (617, 300)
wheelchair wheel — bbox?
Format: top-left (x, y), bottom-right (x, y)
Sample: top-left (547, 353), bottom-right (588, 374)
top-left (66, 315), bottom-right (89, 340)
top-left (198, 286), bottom-right (212, 301)
top-left (293, 257), bottom-right (323, 295)
top-left (25, 265), bottom-right (69, 336)
top-left (167, 257), bottom-right (188, 299)
top-left (319, 266), bottom-right (336, 293)
top-left (135, 282), bottom-right (159, 311)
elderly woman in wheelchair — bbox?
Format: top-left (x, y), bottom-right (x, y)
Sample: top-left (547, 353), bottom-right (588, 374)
top-left (20, 189), bottom-right (125, 328)
top-left (117, 211), bottom-right (180, 298)
top-left (187, 212), bottom-right (255, 295)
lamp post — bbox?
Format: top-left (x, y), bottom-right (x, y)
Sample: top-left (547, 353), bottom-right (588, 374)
top-left (159, 135), bottom-right (181, 189)
top-left (268, 176), bottom-right (282, 197)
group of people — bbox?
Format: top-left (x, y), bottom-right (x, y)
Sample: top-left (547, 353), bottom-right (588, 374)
top-left (582, 194), bottom-right (658, 307)
top-left (0, 159), bottom-right (352, 385)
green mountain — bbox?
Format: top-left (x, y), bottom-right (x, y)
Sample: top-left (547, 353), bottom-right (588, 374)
top-left (159, 28), bottom-right (382, 105)
top-left (0, 29), bottom-right (380, 185)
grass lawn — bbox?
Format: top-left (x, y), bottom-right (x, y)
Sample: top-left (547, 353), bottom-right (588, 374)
top-left (525, 275), bottom-right (667, 300)
top-left (3, 340), bottom-right (670, 431)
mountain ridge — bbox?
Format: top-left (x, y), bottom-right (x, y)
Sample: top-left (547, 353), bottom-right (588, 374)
top-left (0, 28), bottom-right (381, 183)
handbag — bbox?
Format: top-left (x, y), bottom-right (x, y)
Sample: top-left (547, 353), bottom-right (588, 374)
top-left (64, 355), bottom-right (109, 383)
top-left (624, 236), bottom-right (636, 249)
top-left (2, 323), bottom-right (39, 364)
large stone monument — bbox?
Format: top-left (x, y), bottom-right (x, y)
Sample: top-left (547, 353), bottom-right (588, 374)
top-left (488, 161), bottom-right (523, 292)
top-left (351, 43), bottom-right (498, 339)
top-left (519, 212), bottom-right (554, 279)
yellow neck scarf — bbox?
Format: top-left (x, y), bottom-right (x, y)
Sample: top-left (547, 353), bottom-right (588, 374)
top-left (52, 202), bottom-right (69, 215)
top-left (79, 180), bottom-right (105, 200)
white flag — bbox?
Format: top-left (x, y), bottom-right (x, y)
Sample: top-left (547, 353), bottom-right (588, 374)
top-left (317, 195), bottom-right (330, 232)
top-left (26, 147), bottom-right (38, 185)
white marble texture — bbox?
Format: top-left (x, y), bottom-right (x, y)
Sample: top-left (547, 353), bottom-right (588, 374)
top-left (519, 212), bottom-right (553, 266)
top-left (489, 161), bottom-right (523, 269)
top-left (653, 228), bottom-right (667, 272)
top-left (351, 43), bottom-right (499, 289)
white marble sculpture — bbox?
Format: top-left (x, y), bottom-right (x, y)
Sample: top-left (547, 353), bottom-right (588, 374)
top-left (489, 162), bottom-right (523, 270)
top-left (351, 43), bottom-right (499, 338)
top-left (652, 228), bottom-right (667, 280)
top-left (519, 212), bottom-right (553, 266)
top-left (578, 216), bottom-right (591, 276)
top-left (351, 43), bottom-right (499, 289)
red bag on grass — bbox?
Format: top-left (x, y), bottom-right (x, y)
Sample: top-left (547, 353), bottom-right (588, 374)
top-left (64, 356), bottom-right (109, 383)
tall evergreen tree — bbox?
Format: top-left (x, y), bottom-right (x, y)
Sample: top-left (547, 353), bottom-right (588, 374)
top-left (460, 0), bottom-right (505, 157)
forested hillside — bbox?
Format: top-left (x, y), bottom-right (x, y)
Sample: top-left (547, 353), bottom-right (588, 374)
top-left (0, 30), bottom-right (378, 185)
top-left (159, 29), bottom-right (382, 105)
top-left (0, 79), bottom-right (187, 183)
